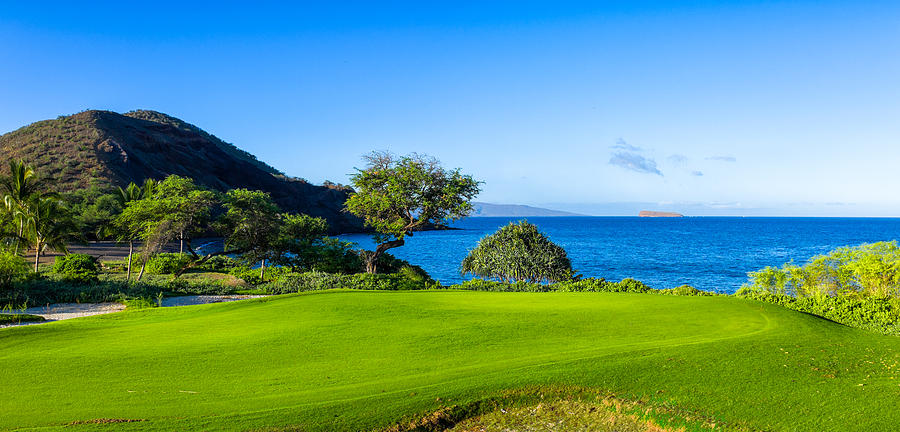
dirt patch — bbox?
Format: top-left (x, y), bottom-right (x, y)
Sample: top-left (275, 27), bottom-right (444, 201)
top-left (448, 399), bottom-right (684, 432)
top-left (379, 387), bottom-right (737, 432)
top-left (67, 418), bottom-right (145, 425)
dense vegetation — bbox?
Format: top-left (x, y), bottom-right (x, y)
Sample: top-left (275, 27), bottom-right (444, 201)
top-left (0, 160), bottom-right (431, 308)
top-left (738, 241), bottom-right (900, 335)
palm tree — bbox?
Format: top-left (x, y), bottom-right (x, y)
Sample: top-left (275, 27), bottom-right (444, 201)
top-left (1, 161), bottom-right (40, 256)
top-left (116, 182), bottom-right (143, 207)
top-left (1, 160), bottom-right (56, 256)
top-left (19, 197), bottom-right (77, 272)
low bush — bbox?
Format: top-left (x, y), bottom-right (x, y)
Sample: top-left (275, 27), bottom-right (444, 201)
top-left (145, 253), bottom-right (193, 275)
top-left (1, 276), bottom-right (234, 308)
top-left (258, 268), bottom-right (436, 294)
top-left (658, 285), bottom-right (714, 296)
top-left (0, 252), bottom-right (29, 291)
top-left (122, 296), bottom-right (160, 309)
top-left (448, 277), bottom-right (659, 294)
top-left (450, 279), bottom-right (552, 292)
top-left (52, 254), bottom-right (100, 283)
top-left (228, 265), bottom-right (291, 285)
top-left (0, 314), bottom-right (45, 325)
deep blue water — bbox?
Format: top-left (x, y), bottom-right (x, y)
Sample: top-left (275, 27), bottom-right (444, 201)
top-left (340, 217), bottom-right (900, 293)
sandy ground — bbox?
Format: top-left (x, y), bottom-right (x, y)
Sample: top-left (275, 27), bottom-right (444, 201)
top-left (0, 295), bottom-right (266, 329)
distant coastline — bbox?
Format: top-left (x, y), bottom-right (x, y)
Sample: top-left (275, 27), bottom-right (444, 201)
top-left (470, 202), bottom-right (585, 217)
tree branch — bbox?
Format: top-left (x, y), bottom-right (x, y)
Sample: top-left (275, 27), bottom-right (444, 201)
top-left (173, 248), bottom-right (246, 278)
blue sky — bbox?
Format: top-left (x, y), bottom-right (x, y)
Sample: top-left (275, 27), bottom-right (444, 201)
top-left (2, 1), bottom-right (899, 216)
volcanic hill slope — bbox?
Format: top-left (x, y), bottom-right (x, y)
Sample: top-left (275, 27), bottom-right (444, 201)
top-left (0, 110), bottom-right (361, 232)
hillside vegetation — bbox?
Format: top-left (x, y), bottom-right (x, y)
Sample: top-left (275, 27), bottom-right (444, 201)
top-left (1, 291), bottom-right (898, 431)
top-left (0, 110), bottom-right (361, 231)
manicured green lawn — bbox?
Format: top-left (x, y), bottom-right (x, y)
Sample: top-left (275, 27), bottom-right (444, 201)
top-left (1, 290), bottom-right (898, 431)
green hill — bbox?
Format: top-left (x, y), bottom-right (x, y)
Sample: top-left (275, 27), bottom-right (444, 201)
top-left (0, 110), bottom-right (361, 232)
top-left (1, 290), bottom-right (898, 431)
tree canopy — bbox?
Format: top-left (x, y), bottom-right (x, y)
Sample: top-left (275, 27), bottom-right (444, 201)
top-left (461, 220), bottom-right (574, 283)
top-left (346, 152), bottom-right (480, 273)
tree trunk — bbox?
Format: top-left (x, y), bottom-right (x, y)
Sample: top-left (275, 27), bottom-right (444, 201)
top-left (14, 221), bottom-right (22, 256)
top-left (126, 240), bottom-right (134, 281)
top-left (137, 260), bottom-right (147, 281)
top-left (179, 231), bottom-right (184, 254)
top-left (260, 259), bottom-right (266, 280)
top-left (33, 243), bottom-right (41, 273)
top-left (365, 239), bottom-right (405, 274)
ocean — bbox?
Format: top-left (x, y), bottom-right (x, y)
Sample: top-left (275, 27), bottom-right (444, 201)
top-left (340, 217), bottom-right (900, 293)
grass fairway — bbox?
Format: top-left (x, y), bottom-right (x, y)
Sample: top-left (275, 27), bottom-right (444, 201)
top-left (1, 290), bottom-right (899, 431)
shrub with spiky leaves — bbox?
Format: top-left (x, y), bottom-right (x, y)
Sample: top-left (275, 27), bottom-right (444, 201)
top-left (461, 220), bottom-right (573, 283)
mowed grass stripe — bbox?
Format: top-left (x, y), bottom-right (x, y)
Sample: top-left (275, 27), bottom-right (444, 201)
top-left (0, 290), bottom-right (897, 431)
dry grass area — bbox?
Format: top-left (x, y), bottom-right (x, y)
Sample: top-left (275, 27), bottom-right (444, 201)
top-left (447, 398), bottom-right (688, 432)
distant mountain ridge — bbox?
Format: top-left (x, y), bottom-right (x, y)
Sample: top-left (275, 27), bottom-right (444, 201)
top-left (470, 202), bottom-right (584, 217)
top-left (0, 109), bottom-right (362, 232)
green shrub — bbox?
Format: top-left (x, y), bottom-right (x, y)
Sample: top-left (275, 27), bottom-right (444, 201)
top-left (0, 314), bottom-right (45, 325)
top-left (450, 277), bottom-right (658, 294)
top-left (123, 296), bottom-right (159, 309)
top-left (461, 220), bottom-right (574, 283)
top-left (258, 270), bottom-right (435, 295)
top-left (228, 265), bottom-right (291, 285)
top-left (450, 279), bottom-right (550, 292)
top-left (0, 252), bottom-right (29, 290)
top-left (744, 241), bottom-right (900, 298)
top-left (52, 254), bottom-right (99, 283)
top-left (199, 255), bottom-right (240, 272)
top-left (145, 253), bottom-right (193, 275)
top-left (658, 285), bottom-right (713, 296)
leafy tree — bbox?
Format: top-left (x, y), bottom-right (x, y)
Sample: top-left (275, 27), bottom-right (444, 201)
top-left (300, 237), bottom-right (363, 274)
top-left (18, 197), bottom-right (79, 272)
top-left (461, 220), bottom-right (574, 283)
top-left (345, 152), bottom-right (480, 273)
top-left (272, 213), bottom-right (330, 272)
top-left (218, 189), bottom-right (283, 279)
top-left (62, 186), bottom-right (122, 240)
top-left (151, 176), bottom-right (217, 255)
top-left (115, 175), bottom-right (216, 280)
top-left (108, 180), bottom-right (156, 281)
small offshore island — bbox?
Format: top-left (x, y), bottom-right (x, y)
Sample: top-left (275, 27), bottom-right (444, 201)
top-left (638, 210), bottom-right (685, 217)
